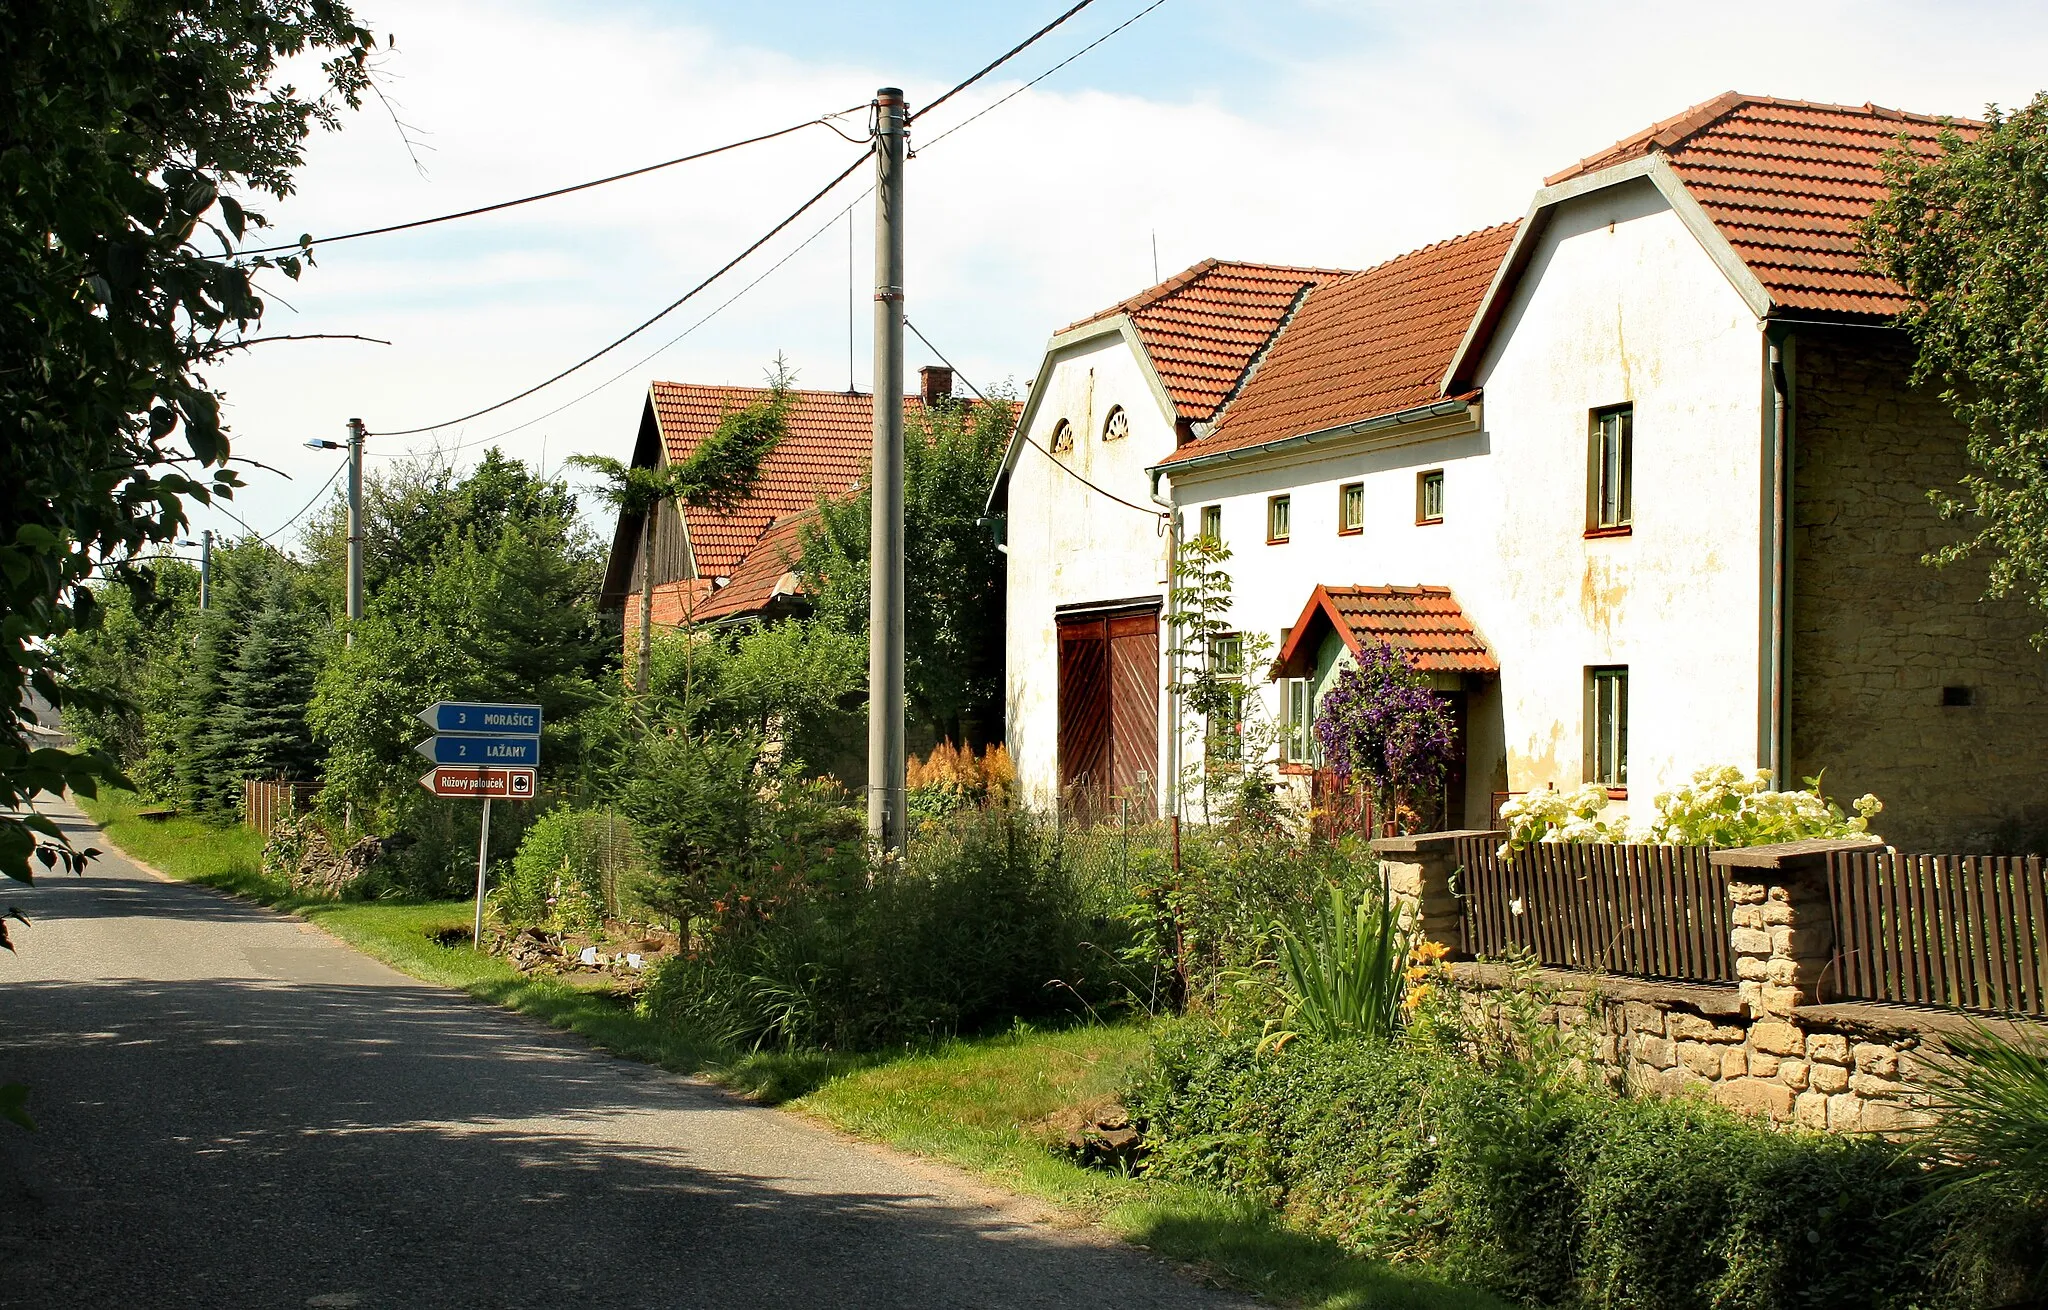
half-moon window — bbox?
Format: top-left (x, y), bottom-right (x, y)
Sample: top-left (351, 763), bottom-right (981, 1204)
top-left (1102, 406), bottom-right (1129, 442)
top-left (1050, 419), bottom-right (1074, 453)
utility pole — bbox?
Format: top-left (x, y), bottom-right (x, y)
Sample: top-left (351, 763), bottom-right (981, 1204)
top-left (198, 530), bottom-right (212, 611)
top-left (866, 87), bottom-right (907, 850)
top-left (346, 417), bottom-right (366, 645)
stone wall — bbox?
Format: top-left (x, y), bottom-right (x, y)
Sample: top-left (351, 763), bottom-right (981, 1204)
top-left (1374, 831), bottom-right (1982, 1135)
top-left (1790, 328), bottom-right (2048, 851)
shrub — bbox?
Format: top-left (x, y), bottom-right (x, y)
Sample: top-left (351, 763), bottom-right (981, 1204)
top-left (1913, 1023), bottom-right (2048, 1301)
top-left (497, 806), bottom-right (642, 931)
top-left (905, 741), bottom-right (1016, 830)
top-left (1128, 1011), bottom-right (1949, 1308)
top-left (1501, 767), bottom-right (1883, 854)
top-left (642, 805), bottom-right (1126, 1051)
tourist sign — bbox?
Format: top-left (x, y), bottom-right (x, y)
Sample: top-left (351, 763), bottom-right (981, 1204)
top-left (417, 701), bottom-right (542, 735)
top-left (415, 734), bottom-right (539, 766)
top-left (418, 766), bottom-right (537, 800)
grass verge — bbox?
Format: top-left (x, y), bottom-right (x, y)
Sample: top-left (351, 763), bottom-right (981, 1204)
top-left (74, 791), bottom-right (1504, 1310)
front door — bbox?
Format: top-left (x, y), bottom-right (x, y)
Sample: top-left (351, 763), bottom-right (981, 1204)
top-left (1056, 607), bottom-right (1160, 820)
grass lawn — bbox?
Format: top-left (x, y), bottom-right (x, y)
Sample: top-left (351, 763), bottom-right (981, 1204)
top-left (75, 790), bottom-right (1506, 1310)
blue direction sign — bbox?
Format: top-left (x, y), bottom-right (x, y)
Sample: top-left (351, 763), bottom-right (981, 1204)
top-left (416, 734), bottom-right (539, 767)
top-left (418, 701), bottom-right (542, 735)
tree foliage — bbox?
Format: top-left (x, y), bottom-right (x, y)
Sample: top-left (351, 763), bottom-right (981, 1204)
top-left (799, 386), bottom-right (1015, 738)
top-left (1865, 94), bottom-right (2048, 636)
top-left (1, 0), bottom-right (372, 881)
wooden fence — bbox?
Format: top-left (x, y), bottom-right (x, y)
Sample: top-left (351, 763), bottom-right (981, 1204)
top-left (1825, 848), bottom-right (2048, 1015)
top-left (243, 779), bottom-right (319, 835)
top-left (1453, 836), bottom-right (1733, 983)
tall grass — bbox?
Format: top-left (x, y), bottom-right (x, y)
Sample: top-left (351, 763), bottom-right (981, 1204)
top-left (1270, 879), bottom-right (1414, 1046)
top-left (1915, 1022), bottom-right (2048, 1300)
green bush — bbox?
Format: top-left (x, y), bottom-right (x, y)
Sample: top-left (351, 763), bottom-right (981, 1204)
top-left (1127, 1019), bottom-right (1949, 1308)
top-left (497, 806), bottom-right (642, 931)
top-left (642, 804), bottom-right (1135, 1051)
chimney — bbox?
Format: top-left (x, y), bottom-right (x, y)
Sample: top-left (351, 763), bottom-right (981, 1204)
top-left (918, 365), bottom-right (954, 406)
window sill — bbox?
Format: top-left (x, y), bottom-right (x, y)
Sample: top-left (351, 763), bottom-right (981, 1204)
top-left (1337, 526), bottom-right (1362, 537)
top-left (1415, 516), bottom-right (1443, 527)
top-left (1266, 537), bottom-right (1290, 546)
top-left (1585, 524), bottom-right (1632, 540)
top-left (1278, 762), bottom-right (1313, 776)
top-left (1604, 786), bottom-right (1628, 800)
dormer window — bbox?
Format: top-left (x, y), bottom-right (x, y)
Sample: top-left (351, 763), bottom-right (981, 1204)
top-left (1050, 419), bottom-right (1074, 454)
top-left (1102, 406), bottom-right (1128, 442)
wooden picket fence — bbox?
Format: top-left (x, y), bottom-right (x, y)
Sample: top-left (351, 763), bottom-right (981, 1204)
top-left (242, 779), bottom-right (320, 835)
top-left (1453, 836), bottom-right (1733, 983)
top-left (1824, 848), bottom-right (2048, 1015)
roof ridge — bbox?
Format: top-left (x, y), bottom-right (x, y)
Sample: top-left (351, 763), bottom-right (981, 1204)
top-left (1545, 91), bottom-right (1984, 187)
top-left (1060, 257), bottom-right (1353, 335)
top-left (1337, 220), bottom-right (1523, 286)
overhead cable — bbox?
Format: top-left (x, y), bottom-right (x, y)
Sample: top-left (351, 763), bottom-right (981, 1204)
top-left (374, 145), bottom-right (874, 437)
top-left (239, 108), bottom-right (867, 256)
top-left (910, 1), bottom-right (1097, 124)
top-left (919, 0), bottom-right (1172, 152)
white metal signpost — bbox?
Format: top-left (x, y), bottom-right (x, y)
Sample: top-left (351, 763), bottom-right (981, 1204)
top-left (416, 701), bottom-right (543, 948)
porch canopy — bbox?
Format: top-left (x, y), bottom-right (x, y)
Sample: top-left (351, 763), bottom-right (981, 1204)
top-left (1270, 584), bottom-right (1498, 679)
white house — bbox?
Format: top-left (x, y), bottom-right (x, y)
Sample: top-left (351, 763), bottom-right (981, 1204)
top-left (994, 93), bottom-right (2048, 852)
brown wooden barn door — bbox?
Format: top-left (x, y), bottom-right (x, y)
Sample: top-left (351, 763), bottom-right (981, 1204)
top-left (1108, 613), bottom-right (1160, 819)
top-left (1057, 617), bottom-right (1110, 815)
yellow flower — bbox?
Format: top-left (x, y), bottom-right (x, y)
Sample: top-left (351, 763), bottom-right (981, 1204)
top-left (1403, 983), bottom-right (1435, 1012)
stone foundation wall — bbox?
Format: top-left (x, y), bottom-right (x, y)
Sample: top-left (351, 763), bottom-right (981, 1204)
top-left (1790, 329), bottom-right (2048, 851)
top-left (1469, 967), bottom-right (1939, 1133)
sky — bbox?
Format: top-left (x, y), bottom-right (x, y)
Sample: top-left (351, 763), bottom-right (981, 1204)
top-left (192, 0), bottom-right (2048, 548)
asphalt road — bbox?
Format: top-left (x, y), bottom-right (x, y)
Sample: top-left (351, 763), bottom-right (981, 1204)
top-left (0, 799), bottom-right (1246, 1309)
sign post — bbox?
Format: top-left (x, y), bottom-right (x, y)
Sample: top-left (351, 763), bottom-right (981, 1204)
top-left (415, 701), bottom-right (543, 948)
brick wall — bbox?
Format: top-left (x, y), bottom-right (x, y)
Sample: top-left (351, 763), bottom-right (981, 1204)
top-left (1790, 329), bottom-right (2048, 851)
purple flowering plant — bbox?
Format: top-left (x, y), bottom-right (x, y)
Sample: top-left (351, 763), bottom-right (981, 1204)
top-left (1312, 640), bottom-right (1455, 828)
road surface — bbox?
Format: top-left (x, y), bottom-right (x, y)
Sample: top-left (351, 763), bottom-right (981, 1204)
top-left (0, 799), bottom-right (1244, 1308)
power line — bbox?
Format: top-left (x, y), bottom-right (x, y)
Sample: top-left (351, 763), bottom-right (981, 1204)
top-left (374, 145), bottom-right (874, 437)
top-left (919, 0), bottom-right (1172, 152)
top-left (244, 459), bottom-right (347, 544)
top-left (910, 1), bottom-right (1096, 124)
top-left (400, 184), bottom-right (879, 460)
top-left (239, 109), bottom-right (866, 257)
top-left (905, 317), bottom-right (1162, 518)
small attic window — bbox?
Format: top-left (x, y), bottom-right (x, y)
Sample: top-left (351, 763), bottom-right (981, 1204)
top-left (1050, 419), bottom-right (1074, 454)
top-left (1102, 406), bottom-right (1129, 442)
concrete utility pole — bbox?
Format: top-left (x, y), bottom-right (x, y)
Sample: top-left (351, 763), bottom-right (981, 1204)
top-left (198, 530), bottom-right (212, 611)
top-left (346, 417), bottom-right (367, 645)
top-left (866, 87), bottom-right (907, 849)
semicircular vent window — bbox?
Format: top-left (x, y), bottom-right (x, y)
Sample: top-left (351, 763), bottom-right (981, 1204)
top-left (1102, 406), bottom-right (1129, 442)
top-left (1050, 419), bottom-right (1074, 453)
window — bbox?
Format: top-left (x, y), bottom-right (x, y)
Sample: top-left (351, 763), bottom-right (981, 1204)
top-left (1205, 634), bottom-right (1245, 762)
top-left (1200, 504), bottom-right (1222, 544)
top-left (1266, 494), bottom-right (1291, 543)
top-left (1282, 677), bottom-right (1315, 764)
top-left (1588, 666), bottom-right (1628, 788)
top-left (1050, 419), bottom-right (1074, 453)
top-left (1102, 405), bottom-right (1129, 442)
top-left (1339, 482), bottom-right (1364, 535)
top-left (1417, 469), bottom-right (1444, 524)
top-left (1590, 405), bottom-right (1633, 532)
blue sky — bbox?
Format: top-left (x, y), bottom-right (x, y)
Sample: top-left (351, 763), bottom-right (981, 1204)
top-left (195, 0), bottom-right (2048, 545)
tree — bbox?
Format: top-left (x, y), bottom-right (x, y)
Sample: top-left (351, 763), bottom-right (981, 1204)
top-left (1, 1), bottom-right (373, 886)
top-left (218, 569), bottom-right (320, 785)
top-left (571, 364), bottom-right (792, 696)
top-left (1165, 533), bottom-right (1276, 824)
top-left (799, 384), bottom-right (1016, 739)
top-left (1865, 94), bottom-right (2048, 638)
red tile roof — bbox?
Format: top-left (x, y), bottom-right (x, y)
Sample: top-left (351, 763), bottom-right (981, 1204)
top-left (1272, 585), bottom-right (1498, 678)
top-left (1158, 225), bottom-right (1517, 466)
top-left (693, 510), bottom-right (815, 622)
top-left (1547, 92), bottom-right (1979, 318)
top-left (1064, 259), bottom-right (1348, 422)
top-left (649, 383), bottom-right (875, 578)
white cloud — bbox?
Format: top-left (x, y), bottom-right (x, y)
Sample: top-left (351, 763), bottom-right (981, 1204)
top-left (198, 0), bottom-right (2048, 545)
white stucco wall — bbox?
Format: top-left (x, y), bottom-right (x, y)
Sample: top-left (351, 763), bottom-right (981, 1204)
top-left (1002, 325), bottom-right (1175, 806)
top-left (1162, 179), bottom-right (1768, 823)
